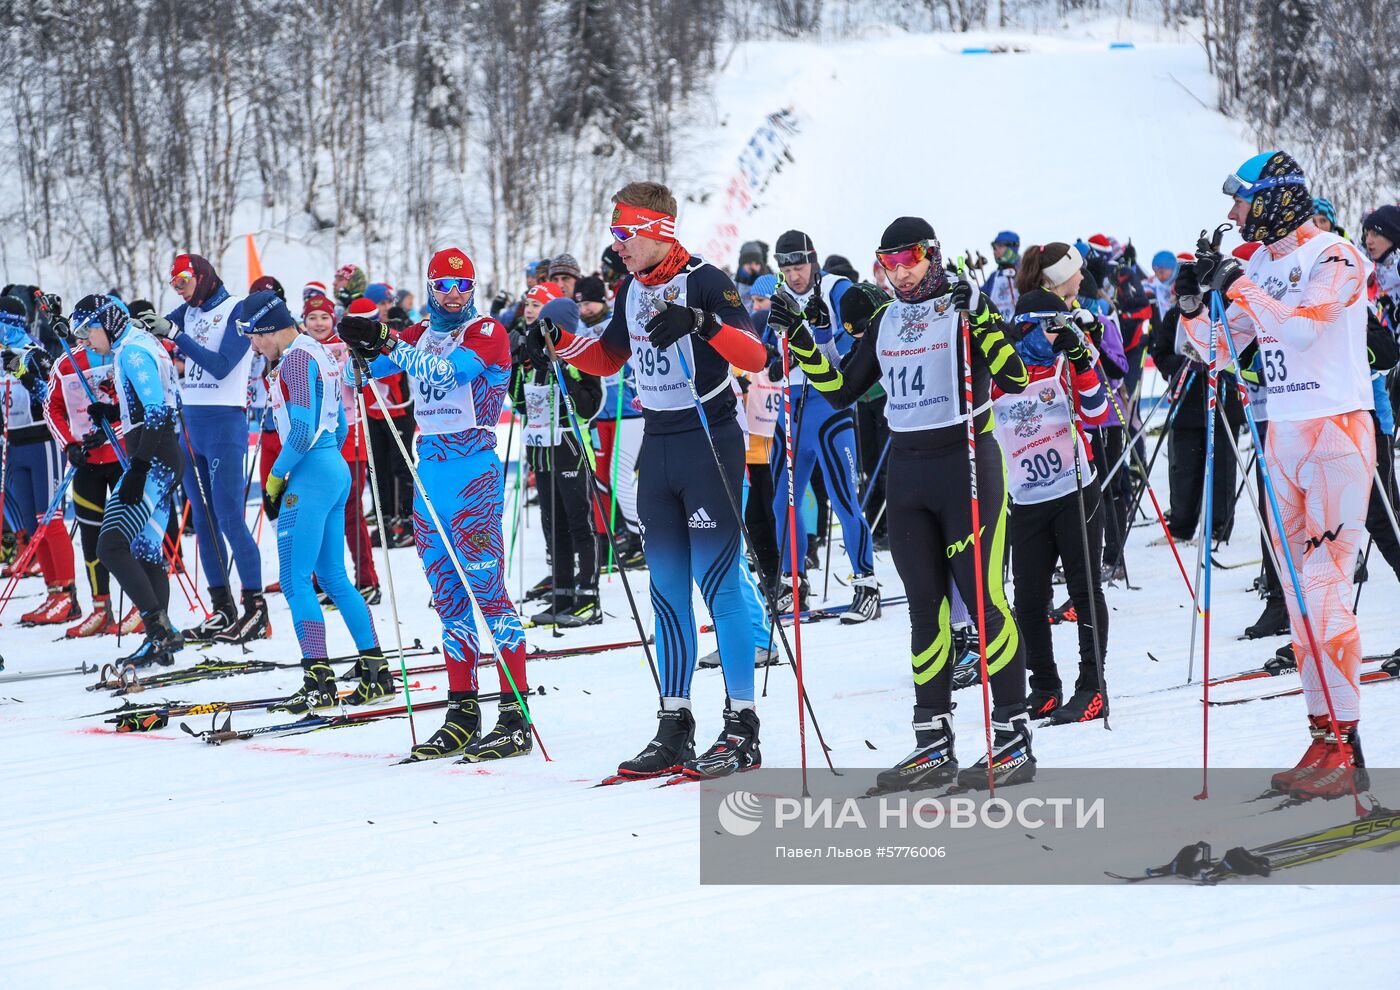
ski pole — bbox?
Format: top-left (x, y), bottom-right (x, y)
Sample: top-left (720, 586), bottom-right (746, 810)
top-left (0, 466), bottom-right (77, 617)
top-left (859, 435), bottom-right (892, 513)
top-left (351, 359), bottom-right (417, 747)
top-left (778, 336), bottom-right (810, 789)
top-left (1193, 318), bottom-right (1219, 799)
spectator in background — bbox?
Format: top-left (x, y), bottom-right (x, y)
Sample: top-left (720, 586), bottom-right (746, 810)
top-left (735, 240), bottom-right (771, 310)
top-left (982, 231), bottom-right (1020, 322)
top-left (599, 246), bottom-right (626, 292)
top-left (1146, 250), bottom-right (1180, 322)
top-left (303, 280), bottom-right (329, 302)
top-left (748, 273), bottom-right (777, 323)
top-left (1311, 197), bottom-right (1347, 239)
top-left (334, 264), bottom-right (368, 310)
top-left (394, 288), bottom-right (419, 322)
top-left (353, 294), bottom-right (416, 549)
top-left (364, 282), bottom-right (395, 320)
top-left (549, 255), bottom-right (582, 300)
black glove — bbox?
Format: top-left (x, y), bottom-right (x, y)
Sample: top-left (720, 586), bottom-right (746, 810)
top-left (765, 342), bottom-right (784, 382)
top-left (116, 459), bottom-right (149, 505)
top-left (262, 473), bottom-right (286, 522)
top-left (645, 303), bottom-right (718, 350)
top-left (1051, 328), bottom-right (1093, 372)
top-left (1, 349), bottom-right (19, 375)
top-left (1175, 262), bottom-right (1204, 318)
top-left (948, 279), bottom-right (975, 312)
top-left (338, 315), bottom-right (396, 357)
top-left (65, 443), bottom-right (88, 469)
top-left (88, 400), bottom-right (121, 424)
top-left (766, 293), bottom-right (805, 339)
top-left (803, 294), bottom-right (830, 330)
top-left (527, 317), bottom-right (562, 362)
top-left (491, 291), bottom-right (512, 317)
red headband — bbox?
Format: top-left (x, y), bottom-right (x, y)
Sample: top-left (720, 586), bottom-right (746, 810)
top-left (611, 202), bottom-right (677, 243)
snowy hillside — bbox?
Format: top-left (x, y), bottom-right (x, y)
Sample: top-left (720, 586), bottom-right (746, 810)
top-left (5, 26), bottom-right (1400, 990)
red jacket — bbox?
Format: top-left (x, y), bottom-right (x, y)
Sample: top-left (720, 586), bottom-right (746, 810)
top-left (45, 346), bottom-right (121, 465)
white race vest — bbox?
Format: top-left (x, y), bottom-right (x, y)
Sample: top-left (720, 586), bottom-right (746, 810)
top-left (522, 381), bottom-right (560, 447)
top-left (410, 319), bottom-right (487, 435)
top-left (987, 267), bottom-right (1019, 322)
top-left (271, 335), bottom-right (341, 449)
top-left (179, 294), bottom-right (251, 406)
top-left (115, 330), bottom-right (178, 433)
top-left (624, 267), bottom-right (731, 411)
top-left (877, 295), bottom-right (962, 432)
top-left (1243, 230), bottom-right (1372, 422)
top-left (991, 360), bottom-right (1088, 505)
top-left (322, 338), bottom-right (360, 430)
top-left (58, 357), bottom-right (116, 438)
top-left (745, 374), bottom-right (781, 439)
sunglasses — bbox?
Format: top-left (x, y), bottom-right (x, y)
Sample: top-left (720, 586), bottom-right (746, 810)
top-left (876, 241), bottom-right (930, 272)
top-left (1221, 173), bottom-right (1307, 200)
top-left (610, 215), bottom-right (670, 243)
top-left (430, 277), bottom-right (475, 294)
top-left (774, 250), bottom-right (815, 267)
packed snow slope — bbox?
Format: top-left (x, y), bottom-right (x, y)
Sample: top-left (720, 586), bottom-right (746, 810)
top-left (4, 27), bottom-right (1399, 990)
top-left (677, 26), bottom-right (1258, 267)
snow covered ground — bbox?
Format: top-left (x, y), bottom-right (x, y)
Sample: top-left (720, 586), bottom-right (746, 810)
top-left (5, 25), bottom-right (1400, 990)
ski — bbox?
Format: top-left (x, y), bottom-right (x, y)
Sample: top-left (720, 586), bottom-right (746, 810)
top-left (1207, 651), bottom-right (1394, 688)
top-left (406, 636), bottom-right (654, 677)
top-left (86, 681), bottom-right (436, 725)
top-left (698, 596), bottom-right (908, 634)
top-left (1208, 660), bottom-right (1399, 706)
top-left (1107, 808), bottom-right (1400, 883)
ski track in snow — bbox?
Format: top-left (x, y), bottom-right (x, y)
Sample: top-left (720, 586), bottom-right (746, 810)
top-left (4, 30), bottom-right (1399, 990)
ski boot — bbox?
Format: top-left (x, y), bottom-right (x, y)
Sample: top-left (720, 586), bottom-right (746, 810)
top-left (1244, 597), bottom-right (1289, 640)
top-left (117, 610), bottom-right (185, 669)
top-left (1289, 720), bottom-right (1368, 800)
top-left (773, 574), bottom-right (809, 616)
top-left (553, 589), bottom-right (602, 628)
top-left (614, 706), bottom-right (696, 780)
top-left (1269, 714), bottom-right (1332, 792)
top-left (65, 595), bottom-right (114, 638)
top-left (523, 574), bottom-right (554, 602)
top-left (1048, 684), bottom-right (1108, 724)
top-left (458, 698), bottom-right (534, 762)
top-left (113, 605), bottom-right (144, 636)
top-left (182, 585), bottom-right (237, 642)
top-left (214, 589), bottom-right (271, 644)
top-left (1026, 686), bottom-right (1063, 719)
top-left (680, 707), bottom-right (761, 779)
top-left (804, 535), bottom-right (820, 572)
top-left (840, 574), bottom-right (881, 625)
top-left (268, 661), bottom-right (339, 715)
top-left (402, 692), bottom-right (481, 762)
top-left (389, 515), bottom-right (415, 549)
top-left (874, 708), bottom-right (957, 793)
top-left (529, 592), bottom-right (568, 627)
top-left (699, 644), bottom-right (779, 670)
top-left (1047, 599), bottom-right (1077, 625)
top-left (956, 707), bottom-right (1037, 790)
top-left (345, 648), bottom-right (395, 706)
top-left (358, 585), bottom-right (382, 605)
top-left (21, 584), bottom-right (80, 625)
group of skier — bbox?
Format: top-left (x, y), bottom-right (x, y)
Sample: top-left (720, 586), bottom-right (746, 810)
top-left (3, 152), bottom-right (1398, 795)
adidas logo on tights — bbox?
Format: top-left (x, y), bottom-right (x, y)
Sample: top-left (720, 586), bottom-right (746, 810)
top-left (688, 507), bottom-right (718, 530)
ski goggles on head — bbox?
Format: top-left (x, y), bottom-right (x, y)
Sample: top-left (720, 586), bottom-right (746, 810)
top-left (170, 272), bottom-right (194, 292)
top-left (429, 277), bottom-right (475, 294)
top-left (608, 203), bottom-right (676, 244)
top-left (774, 250), bottom-right (816, 267)
top-left (876, 241), bottom-right (931, 272)
top-left (69, 302), bottom-right (119, 340)
top-left (1221, 172), bottom-right (1307, 200)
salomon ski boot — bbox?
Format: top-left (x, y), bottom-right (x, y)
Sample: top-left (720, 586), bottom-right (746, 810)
top-left (680, 707), bottom-right (761, 779)
top-left (956, 707), bottom-right (1037, 790)
top-left (458, 699), bottom-right (534, 762)
top-left (615, 707), bottom-right (696, 780)
top-left (874, 708), bottom-right (957, 793)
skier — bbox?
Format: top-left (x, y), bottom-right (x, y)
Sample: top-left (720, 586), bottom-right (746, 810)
top-left (146, 254), bottom-right (267, 643)
top-left (982, 230), bottom-right (1020, 321)
top-left (765, 229), bottom-right (880, 622)
top-left (1363, 205), bottom-right (1400, 330)
top-left (1181, 151), bottom-right (1376, 799)
top-left (1146, 250), bottom-right (1180, 323)
top-left (514, 291), bottom-right (604, 627)
top-left (1007, 244), bottom-right (1112, 722)
top-left (1, 296), bottom-right (75, 620)
top-left (773, 216), bottom-right (1034, 792)
top-left (44, 316), bottom-right (143, 636)
top-left (70, 295), bottom-right (185, 666)
top-left (338, 247), bottom-right (533, 763)
top-left (532, 181), bottom-right (769, 779)
top-left (231, 291), bottom-right (388, 711)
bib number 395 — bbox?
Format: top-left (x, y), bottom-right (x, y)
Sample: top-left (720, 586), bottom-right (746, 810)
top-left (635, 346), bottom-right (672, 378)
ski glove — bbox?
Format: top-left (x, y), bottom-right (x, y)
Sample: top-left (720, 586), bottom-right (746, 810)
top-left (1193, 246), bottom-right (1243, 295)
top-left (526, 317), bottom-right (563, 365)
top-left (139, 312), bottom-right (179, 340)
top-left (88, 400), bottom-right (121, 424)
top-left (1174, 262), bottom-right (1204, 318)
top-left (804, 294), bottom-right (831, 330)
top-left (767, 293), bottom-right (817, 353)
top-left (645, 302), bottom-right (720, 351)
top-left (338, 315), bottom-right (398, 357)
top-left (765, 342), bottom-right (785, 382)
top-left (1051, 328), bottom-right (1094, 372)
top-left (65, 443), bottom-right (88, 469)
top-left (116, 459), bottom-right (149, 505)
top-left (263, 473), bottom-right (286, 522)
top-left (490, 291), bottom-right (512, 317)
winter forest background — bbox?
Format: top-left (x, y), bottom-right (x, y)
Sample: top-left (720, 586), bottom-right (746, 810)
top-left (0, 0), bottom-right (1394, 300)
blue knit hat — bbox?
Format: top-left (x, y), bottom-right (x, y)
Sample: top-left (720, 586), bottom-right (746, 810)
top-left (750, 273), bottom-right (779, 299)
top-left (234, 290), bottom-right (297, 335)
top-left (1151, 250), bottom-right (1178, 273)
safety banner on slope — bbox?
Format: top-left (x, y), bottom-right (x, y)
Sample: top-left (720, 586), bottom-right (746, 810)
top-left (701, 108), bottom-right (801, 266)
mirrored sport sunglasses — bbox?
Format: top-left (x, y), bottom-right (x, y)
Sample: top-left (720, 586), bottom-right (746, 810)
top-left (876, 241), bottom-right (930, 272)
top-left (429, 277), bottom-right (475, 294)
top-left (774, 250), bottom-right (815, 267)
top-left (69, 302), bottom-right (118, 340)
top-left (609, 215), bottom-right (670, 243)
top-left (1221, 172), bottom-right (1307, 200)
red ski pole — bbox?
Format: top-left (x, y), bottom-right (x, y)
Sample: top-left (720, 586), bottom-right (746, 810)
top-left (779, 335), bottom-right (809, 792)
top-left (959, 312), bottom-right (996, 794)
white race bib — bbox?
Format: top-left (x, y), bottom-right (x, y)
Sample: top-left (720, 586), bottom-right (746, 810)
top-left (179, 295), bottom-right (252, 406)
top-left (992, 360), bottom-right (1088, 505)
top-left (877, 296), bottom-right (962, 432)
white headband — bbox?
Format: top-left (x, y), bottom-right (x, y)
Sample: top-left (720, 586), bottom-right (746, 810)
top-left (1041, 246), bottom-right (1084, 289)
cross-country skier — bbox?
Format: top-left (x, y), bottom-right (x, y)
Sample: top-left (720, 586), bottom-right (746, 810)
top-left (229, 291), bottom-right (388, 711)
top-left (531, 181), bottom-right (769, 780)
top-left (70, 295), bottom-right (185, 667)
top-left (765, 229), bottom-right (880, 623)
top-left (145, 254), bottom-right (267, 644)
top-left (1181, 151), bottom-right (1376, 800)
top-left (1, 296), bottom-right (74, 621)
top-left (338, 247), bottom-right (533, 764)
top-left (1363, 205), bottom-right (1400, 330)
top-left (982, 230), bottom-right (1020, 322)
top-left (773, 216), bottom-right (1034, 792)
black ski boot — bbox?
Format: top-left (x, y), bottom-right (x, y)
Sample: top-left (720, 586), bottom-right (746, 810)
top-left (681, 707), bottom-right (761, 779)
top-left (554, 588), bottom-right (602, 628)
top-left (773, 574), bottom-right (809, 616)
top-left (182, 585), bottom-right (236, 642)
top-left (118, 610), bottom-right (185, 669)
top-left (402, 692), bottom-right (481, 762)
top-left (458, 699), bottom-right (534, 762)
top-left (1048, 677), bottom-right (1108, 724)
top-left (529, 591), bottom-right (568, 627)
top-left (345, 647), bottom-right (395, 706)
top-left (1026, 686), bottom-right (1063, 719)
top-left (956, 706), bottom-right (1037, 790)
top-left (214, 589), bottom-right (271, 644)
top-left (1244, 597), bottom-right (1289, 639)
top-left (1268, 642), bottom-right (1297, 673)
top-left (615, 707), bottom-right (696, 779)
top-left (523, 574), bottom-right (554, 602)
top-left (840, 574), bottom-right (881, 624)
top-left (874, 708), bottom-right (957, 793)
top-left (269, 660), bottom-right (338, 714)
